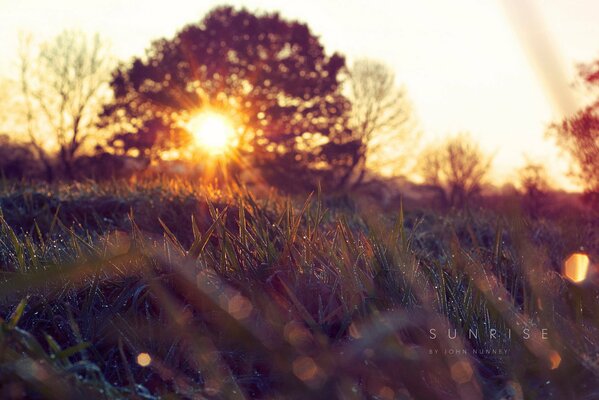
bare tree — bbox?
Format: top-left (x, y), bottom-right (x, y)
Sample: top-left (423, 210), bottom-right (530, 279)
top-left (517, 159), bottom-right (551, 217)
top-left (339, 59), bottom-right (419, 188)
top-left (17, 33), bottom-right (55, 180)
top-left (518, 159), bottom-right (550, 195)
top-left (18, 30), bottom-right (112, 179)
top-left (419, 133), bottom-right (493, 207)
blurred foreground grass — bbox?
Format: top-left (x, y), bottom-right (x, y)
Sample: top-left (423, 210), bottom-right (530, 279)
top-left (0, 179), bottom-right (597, 399)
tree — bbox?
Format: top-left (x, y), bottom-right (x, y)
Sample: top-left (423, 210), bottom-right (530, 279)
top-left (101, 6), bottom-right (358, 191)
top-left (517, 159), bottom-right (550, 217)
top-left (18, 30), bottom-right (113, 179)
top-left (341, 59), bottom-right (418, 188)
top-left (419, 133), bottom-right (493, 207)
top-left (549, 59), bottom-right (599, 201)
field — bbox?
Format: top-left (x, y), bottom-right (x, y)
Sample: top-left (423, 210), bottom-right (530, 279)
top-left (0, 179), bottom-right (597, 399)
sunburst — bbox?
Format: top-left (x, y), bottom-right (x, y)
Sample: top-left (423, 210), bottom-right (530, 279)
top-left (186, 111), bottom-right (237, 155)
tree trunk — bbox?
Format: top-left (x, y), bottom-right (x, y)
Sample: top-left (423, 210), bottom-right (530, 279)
top-left (60, 146), bottom-right (74, 180)
top-left (336, 146), bottom-right (366, 191)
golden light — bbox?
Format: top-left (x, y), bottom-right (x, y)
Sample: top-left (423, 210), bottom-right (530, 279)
top-left (185, 111), bottom-right (237, 155)
top-left (136, 352), bottom-right (152, 367)
top-left (563, 253), bottom-right (590, 283)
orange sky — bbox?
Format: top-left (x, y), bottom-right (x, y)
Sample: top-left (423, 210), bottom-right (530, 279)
top-left (1, 0), bottom-right (598, 191)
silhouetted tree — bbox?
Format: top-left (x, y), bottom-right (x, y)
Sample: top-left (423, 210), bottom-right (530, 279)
top-left (549, 59), bottom-right (599, 202)
top-left (101, 6), bottom-right (358, 191)
top-left (517, 159), bottom-right (550, 217)
top-left (341, 59), bottom-right (418, 188)
top-left (419, 133), bottom-right (492, 207)
top-left (18, 31), bottom-right (113, 179)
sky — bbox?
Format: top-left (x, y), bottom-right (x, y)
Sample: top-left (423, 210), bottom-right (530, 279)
top-left (1, 0), bottom-right (598, 190)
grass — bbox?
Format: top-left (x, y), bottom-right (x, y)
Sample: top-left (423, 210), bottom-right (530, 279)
top-left (0, 178), bottom-right (597, 399)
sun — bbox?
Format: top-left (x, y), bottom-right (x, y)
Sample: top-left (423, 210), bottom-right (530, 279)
top-left (185, 111), bottom-right (237, 155)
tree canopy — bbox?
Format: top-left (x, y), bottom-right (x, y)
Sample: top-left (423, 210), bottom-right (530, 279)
top-left (102, 6), bottom-right (359, 191)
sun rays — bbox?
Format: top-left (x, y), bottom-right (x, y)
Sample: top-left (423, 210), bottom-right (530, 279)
top-left (185, 111), bottom-right (238, 156)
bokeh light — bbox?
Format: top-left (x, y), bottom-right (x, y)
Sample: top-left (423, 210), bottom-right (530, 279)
top-left (136, 352), bottom-right (152, 367)
top-left (563, 253), bottom-right (590, 283)
top-left (549, 351), bottom-right (562, 370)
top-left (450, 360), bottom-right (473, 384)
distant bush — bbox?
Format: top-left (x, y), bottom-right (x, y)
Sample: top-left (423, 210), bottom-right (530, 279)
top-left (72, 152), bottom-right (149, 180)
top-left (0, 135), bottom-right (42, 179)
